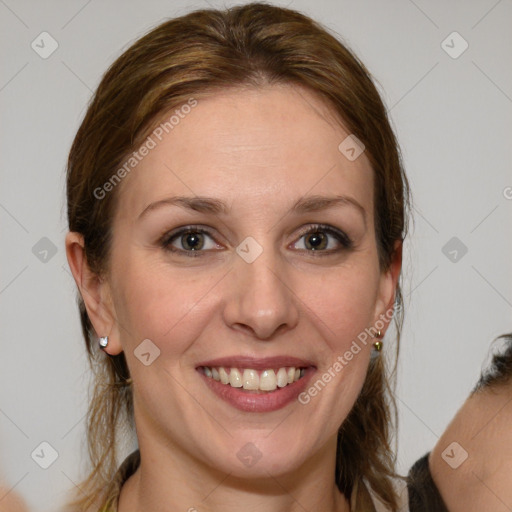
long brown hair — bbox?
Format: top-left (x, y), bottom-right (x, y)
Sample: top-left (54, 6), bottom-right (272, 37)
top-left (65, 3), bottom-right (409, 510)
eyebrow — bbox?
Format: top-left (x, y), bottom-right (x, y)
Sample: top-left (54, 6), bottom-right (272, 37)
top-left (137, 194), bottom-right (366, 223)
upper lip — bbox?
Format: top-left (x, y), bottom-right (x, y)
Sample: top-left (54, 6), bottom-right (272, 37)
top-left (197, 356), bottom-right (316, 371)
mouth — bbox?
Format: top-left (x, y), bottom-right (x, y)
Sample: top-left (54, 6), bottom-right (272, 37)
top-left (196, 356), bottom-right (315, 412)
top-left (199, 365), bottom-right (306, 392)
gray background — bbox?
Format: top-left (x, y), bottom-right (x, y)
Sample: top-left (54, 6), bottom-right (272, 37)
top-left (1, 0), bottom-right (511, 510)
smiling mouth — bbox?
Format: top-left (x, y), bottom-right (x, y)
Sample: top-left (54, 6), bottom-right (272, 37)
top-left (199, 366), bottom-right (307, 393)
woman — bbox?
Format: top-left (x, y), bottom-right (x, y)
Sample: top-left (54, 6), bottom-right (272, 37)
top-left (64, 3), bottom-right (409, 511)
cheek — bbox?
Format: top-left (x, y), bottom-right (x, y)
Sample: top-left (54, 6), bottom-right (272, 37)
top-left (301, 264), bottom-right (380, 351)
top-left (112, 255), bottom-right (219, 354)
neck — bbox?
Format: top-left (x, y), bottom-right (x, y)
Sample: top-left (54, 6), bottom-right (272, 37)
top-left (118, 433), bottom-right (350, 512)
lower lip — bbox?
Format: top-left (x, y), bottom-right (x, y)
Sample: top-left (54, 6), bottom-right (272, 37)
top-left (198, 368), bottom-right (315, 413)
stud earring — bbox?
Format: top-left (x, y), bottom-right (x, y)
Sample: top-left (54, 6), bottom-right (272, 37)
top-left (373, 330), bottom-right (383, 352)
top-left (99, 336), bottom-right (109, 349)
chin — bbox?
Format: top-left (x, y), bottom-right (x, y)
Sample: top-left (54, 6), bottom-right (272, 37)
top-left (199, 430), bottom-right (316, 479)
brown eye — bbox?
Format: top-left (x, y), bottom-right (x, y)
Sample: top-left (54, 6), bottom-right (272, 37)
top-left (161, 227), bottom-right (221, 256)
top-left (304, 231), bottom-right (328, 250)
top-left (180, 232), bottom-right (205, 251)
top-left (293, 224), bottom-right (353, 254)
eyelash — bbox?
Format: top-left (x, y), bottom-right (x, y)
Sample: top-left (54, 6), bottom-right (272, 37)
top-left (160, 223), bottom-right (353, 258)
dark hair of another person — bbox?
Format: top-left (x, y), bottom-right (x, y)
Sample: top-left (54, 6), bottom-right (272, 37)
top-left (473, 333), bottom-right (512, 392)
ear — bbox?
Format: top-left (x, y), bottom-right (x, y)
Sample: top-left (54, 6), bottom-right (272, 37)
top-left (373, 240), bottom-right (403, 336)
top-left (65, 231), bottom-right (123, 355)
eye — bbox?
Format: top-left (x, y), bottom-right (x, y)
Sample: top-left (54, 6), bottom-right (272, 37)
top-left (292, 224), bottom-right (353, 254)
top-left (161, 226), bottom-right (221, 256)
top-left (160, 224), bottom-right (352, 257)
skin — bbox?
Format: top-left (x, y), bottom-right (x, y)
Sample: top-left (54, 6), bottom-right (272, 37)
top-left (66, 84), bottom-right (401, 512)
top-left (0, 485), bottom-right (28, 512)
top-left (430, 383), bottom-right (512, 512)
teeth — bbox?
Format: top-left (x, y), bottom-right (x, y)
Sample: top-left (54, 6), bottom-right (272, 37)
top-left (276, 368), bottom-right (288, 388)
top-left (260, 369), bottom-right (277, 391)
top-left (219, 367), bottom-right (229, 385)
top-left (243, 369), bottom-right (259, 390)
top-left (202, 365), bottom-right (306, 392)
top-left (229, 368), bottom-right (243, 388)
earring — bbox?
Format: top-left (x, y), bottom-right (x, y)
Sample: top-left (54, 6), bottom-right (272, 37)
top-left (373, 330), bottom-right (383, 352)
top-left (99, 336), bottom-right (109, 349)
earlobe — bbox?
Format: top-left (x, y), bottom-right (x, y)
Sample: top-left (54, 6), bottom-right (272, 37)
top-left (64, 231), bottom-right (124, 355)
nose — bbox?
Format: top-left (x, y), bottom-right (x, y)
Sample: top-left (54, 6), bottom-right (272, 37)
top-left (222, 243), bottom-right (300, 341)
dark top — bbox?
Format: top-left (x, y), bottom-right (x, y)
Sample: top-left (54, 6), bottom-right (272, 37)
top-left (407, 453), bottom-right (449, 512)
top-left (116, 448), bottom-right (141, 486)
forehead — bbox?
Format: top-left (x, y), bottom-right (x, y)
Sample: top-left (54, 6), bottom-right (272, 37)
top-left (115, 84), bottom-right (374, 221)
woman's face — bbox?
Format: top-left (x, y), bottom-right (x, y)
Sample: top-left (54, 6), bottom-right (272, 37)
top-left (100, 84), bottom-right (400, 477)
